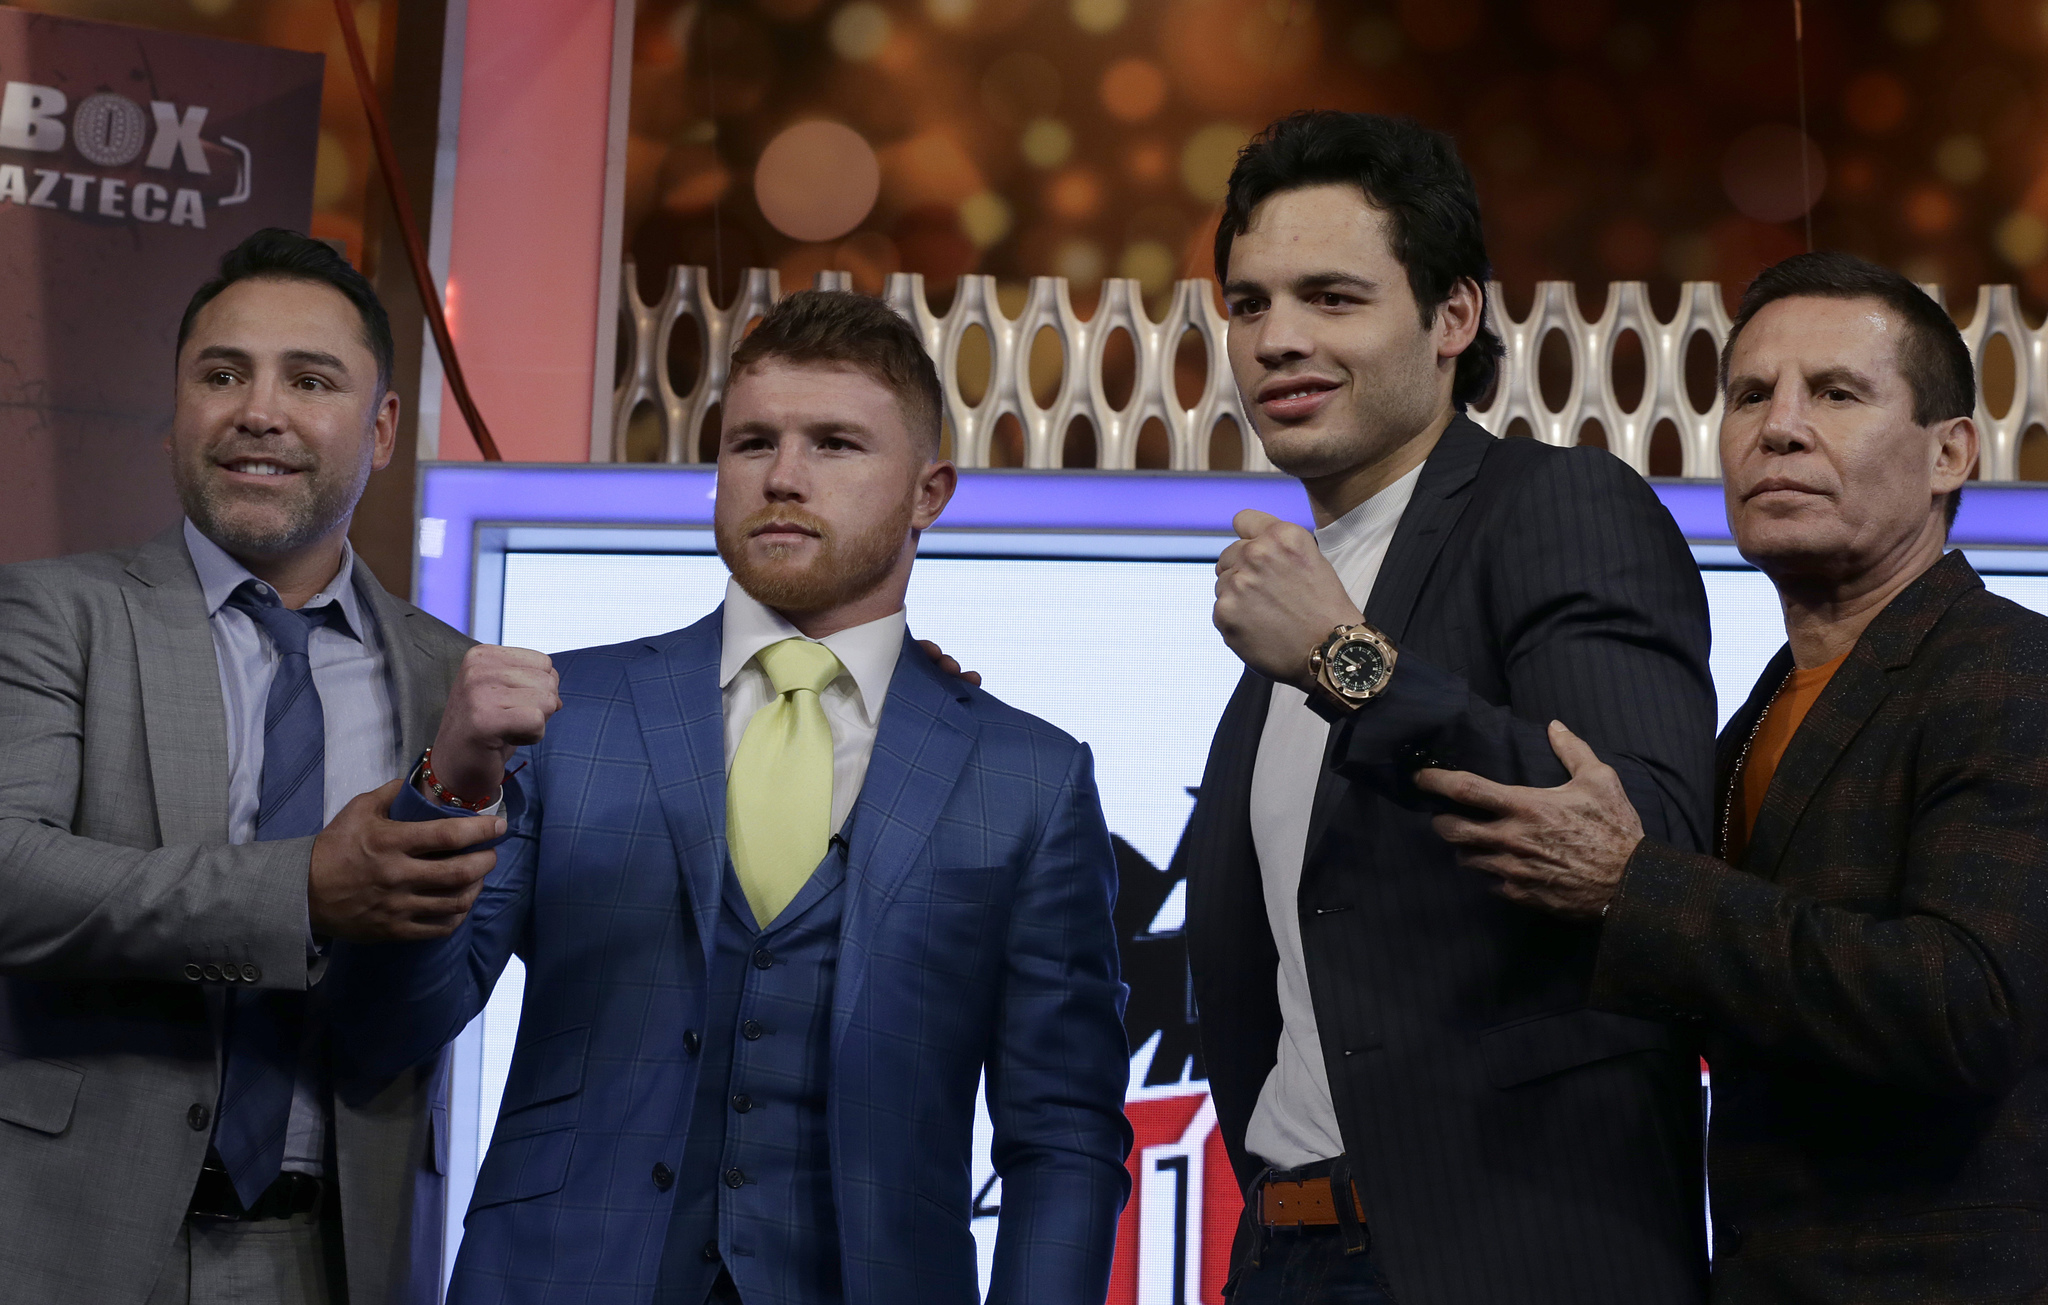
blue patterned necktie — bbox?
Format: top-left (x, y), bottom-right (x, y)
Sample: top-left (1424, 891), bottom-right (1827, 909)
top-left (213, 579), bottom-right (333, 1209)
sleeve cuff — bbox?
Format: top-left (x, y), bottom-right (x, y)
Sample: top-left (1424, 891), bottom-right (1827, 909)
top-left (389, 765), bottom-right (524, 850)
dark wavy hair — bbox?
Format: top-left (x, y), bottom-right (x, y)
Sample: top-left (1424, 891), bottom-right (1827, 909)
top-left (178, 228), bottom-right (393, 393)
top-left (1214, 111), bottom-right (1505, 410)
top-left (1721, 251), bottom-right (1975, 529)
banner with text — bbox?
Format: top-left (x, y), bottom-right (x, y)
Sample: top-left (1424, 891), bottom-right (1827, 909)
top-left (0, 9), bottom-right (320, 562)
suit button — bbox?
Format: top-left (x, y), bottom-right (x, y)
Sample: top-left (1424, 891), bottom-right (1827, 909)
top-left (187, 1103), bottom-right (211, 1131)
top-left (221, 966), bottom-right (240, 982)
top-left (723, 1167), bottom-right (746, 1188)
top-left (651, 1162), bottom-right (674, 1191)
top-left (752, 948), bottom-right (774, 970)
top-left (731, 1094), bottom-right (753, 1114)
top-left (242, 964), bottom-right (261, 983)
top-left (184, 964), bottom-right (203, 981)
top-left (683, 1030), bottom-right (701, 1055)
top-left (201, 964), bottom-right (222, 981)
top-left (701, 1240), bottom-right (721, 1262)
top-left (742, 1020), bottom-right (764, 1040)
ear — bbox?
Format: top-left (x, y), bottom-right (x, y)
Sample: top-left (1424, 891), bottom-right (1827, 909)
top-left (911, 459), bottom-right (957, 531)
top-left (1930, 414), bottom-right (1976, 496)
top-left (371, 389), bottom-right (401, 473)
top-left (1434, 276), bottom-right (1484, 363)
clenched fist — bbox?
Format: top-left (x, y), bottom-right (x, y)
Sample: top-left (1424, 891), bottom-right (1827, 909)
top-left (425, 644), bottom-right (561, 805)
top-left (1213, 508), bottom-right (1366, 688)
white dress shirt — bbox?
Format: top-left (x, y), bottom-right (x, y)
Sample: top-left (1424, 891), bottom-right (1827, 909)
top-left (185, 518), bottom-right (405, 1180)
top-left (1243, 463), bottom-right (1422, 1171)
top-left (717, 578), bottom-right (906, 839)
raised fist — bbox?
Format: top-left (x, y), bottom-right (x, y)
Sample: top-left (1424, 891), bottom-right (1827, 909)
top-left (1213, 508), bottom-right (1366, 688)
top-left (425, 644), bottom-right (560, 804)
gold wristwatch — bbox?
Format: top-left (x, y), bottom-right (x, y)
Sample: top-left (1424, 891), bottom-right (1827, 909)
top-left (1305, 621), bottom-right (1398, 715)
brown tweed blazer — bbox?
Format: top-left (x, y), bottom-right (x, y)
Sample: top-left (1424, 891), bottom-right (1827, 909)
top-left (1592, 549), bottom-right (2048, 1304)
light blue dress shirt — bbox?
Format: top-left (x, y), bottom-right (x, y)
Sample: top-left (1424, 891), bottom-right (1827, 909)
top-left (184, 518), bottom-right (405, 1179)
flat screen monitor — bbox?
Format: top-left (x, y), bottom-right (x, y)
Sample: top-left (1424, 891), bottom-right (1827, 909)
top-left (413, 463), bottom-right (2048, 1301)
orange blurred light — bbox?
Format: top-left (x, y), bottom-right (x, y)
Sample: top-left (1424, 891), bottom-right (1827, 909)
top-left (1834, 154), bottom-right (1878, 199)
top-left (1101, 57), bottom-right (1168, 123)
top-left (1047, 167), bottom-right (1105, 220)
top-left (634, 23), bottom-right (682, 69)
top-left (1128, 140), bottom-right (1171, 185)
top-left (881, 130), bottom-right (986, 208)
top-left (1904, 185), bottom-right (1958, 236)
top-left (664, 164), bottom-right (733, 216)
top-left (1843, 71), bottom-right (1909, 136)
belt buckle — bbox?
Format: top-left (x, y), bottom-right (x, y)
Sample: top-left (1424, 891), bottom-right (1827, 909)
top-left (186, 1162), bottom-right (247, 1223)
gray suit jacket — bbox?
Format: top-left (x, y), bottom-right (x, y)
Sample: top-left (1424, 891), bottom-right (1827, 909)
top-left (0, 525), bottom-right (471, 1304)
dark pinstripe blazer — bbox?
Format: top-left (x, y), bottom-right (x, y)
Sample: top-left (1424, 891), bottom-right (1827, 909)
top-left (1594, 550), bottom-right (2048, 1304)
top-left (1185, 418), bottom-right (1716, 1305)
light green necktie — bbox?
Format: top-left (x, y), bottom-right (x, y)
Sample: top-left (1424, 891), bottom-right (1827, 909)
top-left (727, 637), bottom-right (845, 928)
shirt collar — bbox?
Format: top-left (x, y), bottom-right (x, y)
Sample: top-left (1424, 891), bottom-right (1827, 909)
top-left (1314, 460), bottom-right (1425, 556)
top-left (182, 517), bottom-right (366, 642)
top-left (718, 577), bottom-right (905, 726)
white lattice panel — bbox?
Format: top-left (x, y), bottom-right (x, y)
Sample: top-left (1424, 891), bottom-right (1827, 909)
top-left (610, 266), bottom-right (2042, 480)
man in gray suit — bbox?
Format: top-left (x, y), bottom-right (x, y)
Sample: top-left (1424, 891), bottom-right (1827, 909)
top-left (0, 229), bottom-right (510, 1303)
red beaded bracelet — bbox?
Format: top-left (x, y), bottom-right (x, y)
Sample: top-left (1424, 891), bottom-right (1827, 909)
top-left (418, 747), bottom-right (501, 812)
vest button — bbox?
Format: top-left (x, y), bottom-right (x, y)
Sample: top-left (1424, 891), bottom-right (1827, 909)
top-left (651, 1162), bottom-right (674, 1191)
top-left (731, 1094), bottom-right (753, 1114)
top-left (683, 1029), bottom-right (701, 1055)
top-left (742, 1020), bottom-right (764, 1040)
top-left (723, 1167), bottom-right (746, 1188)
top-left (701, 1240), bottom-right (721, 1262)
top-left (752, 948), bottom-right (775, 970)
top-left (187, 1103), bottom-right (211, 1131)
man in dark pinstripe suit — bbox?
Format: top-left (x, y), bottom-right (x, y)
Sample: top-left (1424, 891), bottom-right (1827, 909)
top-left (1186, 111), bottom-right (1716, 1304)
top-left (1427, 254), bottom-right (2048, 1304)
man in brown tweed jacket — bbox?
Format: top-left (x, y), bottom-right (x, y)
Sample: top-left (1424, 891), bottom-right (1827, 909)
top-left (1412, 250), bottom-right (2048, 1304)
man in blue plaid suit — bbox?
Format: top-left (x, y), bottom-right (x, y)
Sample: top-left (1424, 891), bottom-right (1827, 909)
top-left (328, 290), bottom-right (1134, 1304)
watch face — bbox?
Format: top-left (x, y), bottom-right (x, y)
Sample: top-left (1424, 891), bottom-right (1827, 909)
top-left (1327, 637), bottom-right (1390, 696)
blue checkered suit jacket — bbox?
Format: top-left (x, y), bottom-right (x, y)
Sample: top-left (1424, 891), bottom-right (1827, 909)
top-left (330, 610), bottom-right (1133, 1304)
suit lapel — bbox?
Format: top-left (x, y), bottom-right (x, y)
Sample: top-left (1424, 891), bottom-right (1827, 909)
top-left (1713, 645), bottom-right (1792, 859)
top-left (1741, 552), bottom-right (1983, 878)
top-left (1303, 419), bottom-right (1494, 861)
top-left (123, 527), bottom-right (231, 846)
top-left (350, 561), bottom-right (451, 763)
top-left (832, 636), bottom-right (975, 1051)
top-left (1360, 416), bottom-right (1492, 644)
top-left (626, 612), bottom-right (731, 972)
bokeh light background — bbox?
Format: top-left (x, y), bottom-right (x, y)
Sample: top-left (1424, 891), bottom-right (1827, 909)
top-left (629, 0), bottom-right (2048, 308)
top-left (621, 0), bottom-right (2048, 477)
top-left (10, 0), bottom-right (2048, 476)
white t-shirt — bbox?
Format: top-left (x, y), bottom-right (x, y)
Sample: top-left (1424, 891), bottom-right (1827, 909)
top-left (1243, 463), bottom-right (1422, 1170)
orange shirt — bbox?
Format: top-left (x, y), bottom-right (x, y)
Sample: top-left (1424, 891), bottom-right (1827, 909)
top-left (1728, 651), bottom-right (1849, 862)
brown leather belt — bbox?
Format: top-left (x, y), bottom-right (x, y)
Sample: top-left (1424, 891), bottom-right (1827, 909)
top-left (1257, 1175), bottom-right (1366, 1228)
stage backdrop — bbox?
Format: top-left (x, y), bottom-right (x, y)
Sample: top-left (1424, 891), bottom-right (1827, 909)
top-left (412, 463), bottom-right (2048, 1302)
top-left (0, 9), bottom-right (321, 564)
